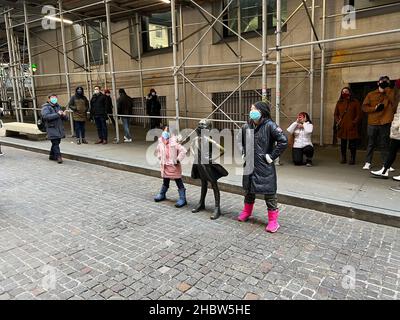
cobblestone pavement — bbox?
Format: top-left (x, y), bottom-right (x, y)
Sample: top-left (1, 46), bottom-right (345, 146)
top-left (1, 146), bottom-right (400, 300)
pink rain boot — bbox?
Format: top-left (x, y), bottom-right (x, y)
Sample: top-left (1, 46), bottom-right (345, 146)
top-left (266, 209), bottom-right (280, 233)
top-left (237, 203), bottom-right (254, 222)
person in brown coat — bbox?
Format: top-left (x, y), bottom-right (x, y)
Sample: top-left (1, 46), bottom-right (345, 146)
top-left (362, 76), bottom-right (396, 170)
top-left (334, 87), bottom-right (362, 165)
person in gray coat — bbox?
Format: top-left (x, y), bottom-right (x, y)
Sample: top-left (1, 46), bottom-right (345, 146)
top-left (237, 101), bottom-right (288, 233)
top-left (41, 94), bottom-right (68, 163)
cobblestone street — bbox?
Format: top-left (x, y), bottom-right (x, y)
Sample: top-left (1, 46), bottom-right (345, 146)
top-left (1, 146), bottom-right (400, 300)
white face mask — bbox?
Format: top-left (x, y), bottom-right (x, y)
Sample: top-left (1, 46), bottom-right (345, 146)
top-left (94, 89), bottom-right (100, 94)
top-left (151, 92), bottom-right (156, 96)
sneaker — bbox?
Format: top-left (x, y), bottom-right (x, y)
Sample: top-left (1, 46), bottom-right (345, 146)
top-left (95, 139), bottom-right (103, 144)
top-left (0, 152), bottom-right (4, 157)
top-left (57, 157), bottom-right (63, 164)
top-left (124, 138), bottom-right (132, 143)
top-left (82, 139), bottom-right (88, 144)
top-left (370, 167), bottom-right (388, 178)
top-left (393, 175), bottom-right (400, 182)
top-left (362, 162), bottom-right (371, 170)
top-left (102, 140), bottom-right (108, 145)
top-left (306, 160), bottom-right (313, 167)
top-left (389, 167), bottom-right (395, 172)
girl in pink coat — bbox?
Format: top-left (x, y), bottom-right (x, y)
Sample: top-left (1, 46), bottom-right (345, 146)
top-left (154, 126), bottom-right (188, 207)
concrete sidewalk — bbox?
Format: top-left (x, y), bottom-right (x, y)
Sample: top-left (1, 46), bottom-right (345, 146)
top-left (1, 123), bottom-right (399, 227)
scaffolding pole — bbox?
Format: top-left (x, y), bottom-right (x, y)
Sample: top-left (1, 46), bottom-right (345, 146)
top-left (237, 0), bottom-right (242, 120)
top-left (23, 1), bottom-right (38, 124)
top-left (104, 0), bottom-right (120, 143)
top-left (320, 0), bottom-right (326, 146)
top-left (134, 14), bottom-right (146, 128)
top-left (99, 21), bottom-right (108, 89)
top-left (11, 30), bottom-right (24, 122)
top-left (4, 12), bottom-right (19, 122)
top-left (171, 0), bottom-right (180, 132)
top-left (309, 0), bottom-right (315, 119)
top-left (179, 5), bottom-right (188, 129)
top-left (59, 0), bottom-right (74, 135)
top-left (275, 0), bottom-right (281, 127)
top-left (262, 0), bottom-right (267, 102)
top-left (83, 24), bottom-right (93, 97)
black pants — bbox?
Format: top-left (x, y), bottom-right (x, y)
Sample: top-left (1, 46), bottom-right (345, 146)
top-left (340, 139), bottom-right (357, 157)
top-left (94, 116), bottom-right (108, 141)
top-left (292, 145), bottom-right (314, 165)
top-left (163, 178), bottom-right (185, 189)
top-left (150, 117), bottom-right (160, 129)
top-left (384, 139), bottom-right (400, 171)
top-left (365, 124), bottom-right (391, 164)
top-left (244, 193), bottom-right (278, 210)
top-left (50, 138), bottom-right (61, 159)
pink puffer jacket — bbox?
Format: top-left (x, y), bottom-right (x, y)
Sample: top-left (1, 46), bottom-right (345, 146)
top-left (156, 136), bottom-right (187, 179)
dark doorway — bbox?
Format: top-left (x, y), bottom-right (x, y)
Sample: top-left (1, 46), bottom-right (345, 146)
top-left (349, 80), bottom-right (395, 149)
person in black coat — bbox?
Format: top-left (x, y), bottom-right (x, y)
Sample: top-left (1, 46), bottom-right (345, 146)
top-left (237, 101), bottom-right (288, 233)
top-left (117, 88), bottom-right (134, 142)
top-left (41, 94), bottom-right (68, 163)
top-left (190, 119), bottom-right (228, 220)
top-left (146, 88), bottom-right (161, 129)
top-left (90, 85), bottom-right (108, 144)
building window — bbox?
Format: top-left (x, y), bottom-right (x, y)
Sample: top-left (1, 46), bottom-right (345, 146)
top-left (87, 22), bottom-right (107, 65)
top-left (212, 89), bottom-right (271, 130)
top-left (222, 0), bottom-right (287, 38)
top-left (141, 11), bottom-right (173, 52)
top-left (348, 0), bottom-right (399, 10)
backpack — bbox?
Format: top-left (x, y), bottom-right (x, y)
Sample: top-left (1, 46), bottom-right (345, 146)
top-left (37, 114), bottom-right (46, 132)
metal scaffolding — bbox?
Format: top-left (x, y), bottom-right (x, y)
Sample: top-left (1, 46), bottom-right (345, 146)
top-left (1, 0), bottom-right (400, 145)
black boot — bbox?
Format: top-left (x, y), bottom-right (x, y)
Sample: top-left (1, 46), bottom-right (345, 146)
top-left (210, 183), bottom-right (221, 220)
top-left (349, 149), bottom-right (356, 165)
top-left (192, 180), bottom-right (207, 213)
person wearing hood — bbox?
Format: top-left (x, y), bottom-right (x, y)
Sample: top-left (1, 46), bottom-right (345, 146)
top-left (41, 94), bottom-right (68, 163)
top-left (90, 85), bottom-right (108, 144)
top-left (362, 76), bottom-right (396, 170)
top-left (68, 86), bottom-right (89, 144)
top-left (117, 88), bottom-right (134, 142)
top-left (334, 87), bottom-right (362, 165)
top-left (237, 101), bottom-right (288, 233)
top-left (146, 88), bottom-right (161, 129)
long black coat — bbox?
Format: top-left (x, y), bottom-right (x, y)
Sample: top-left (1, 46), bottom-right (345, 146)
top-left (90, 93), bottom-right (108, 118)
top-left (239, 118), bottom-right (288, 195)
top-left (41, 103), bottom-right (68, 140)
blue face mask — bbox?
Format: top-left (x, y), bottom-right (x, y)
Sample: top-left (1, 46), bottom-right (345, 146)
top-left (162, 131), bottom-right (170, 140)
top-left (249, 110), bottom-right (261, 121)
top-left (50, 97), bottom-right (58, 104)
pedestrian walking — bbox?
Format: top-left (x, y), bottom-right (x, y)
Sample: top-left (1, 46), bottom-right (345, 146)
top-left (41, 94), bottom-right (68, 163)
top-left (237, 101), bottom-right (288, 233)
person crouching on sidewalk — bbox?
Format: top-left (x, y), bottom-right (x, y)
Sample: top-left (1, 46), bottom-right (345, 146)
top-left (237, 101), bottom-right (288, 233)
top-left (154, 126), bottom-right (188, 208)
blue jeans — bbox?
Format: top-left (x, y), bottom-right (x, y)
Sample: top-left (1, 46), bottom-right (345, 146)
top-left (122, 117), bottom-right (132, 140)
top-left (74, 121), bottom-right (86, 139)
top-left (94, 116), bottom-right (108, 141)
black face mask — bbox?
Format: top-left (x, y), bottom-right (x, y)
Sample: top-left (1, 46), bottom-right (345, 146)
top-left (379, 82), bottom-right (389, 89)
top-left (77, 90), bottom-right (83, 95)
